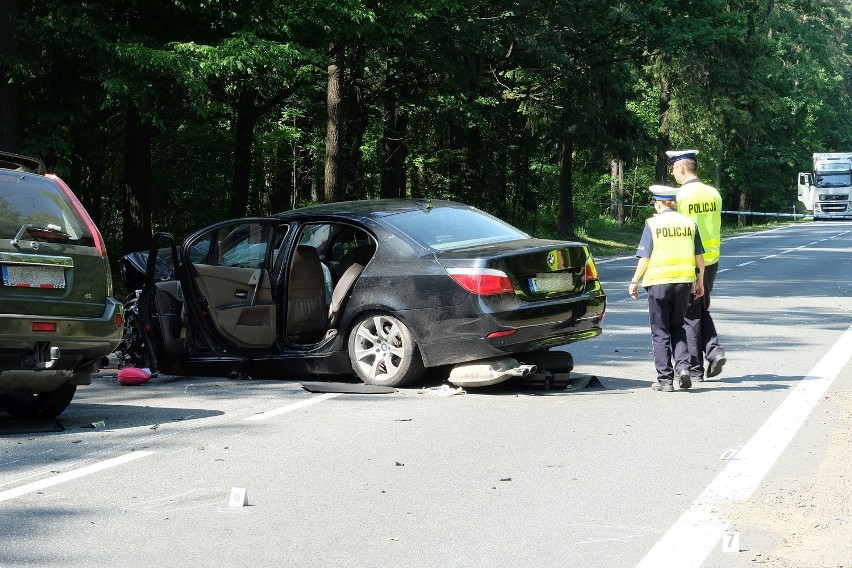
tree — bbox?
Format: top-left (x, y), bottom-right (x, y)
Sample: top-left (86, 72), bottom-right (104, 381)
top-left (0, 0), bottom-right (22, 152)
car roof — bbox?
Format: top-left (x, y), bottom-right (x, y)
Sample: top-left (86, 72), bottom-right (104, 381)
top-left (0, 152), bottom-right (47, 175)
top-left (273, 199), bottom-right (471, 223)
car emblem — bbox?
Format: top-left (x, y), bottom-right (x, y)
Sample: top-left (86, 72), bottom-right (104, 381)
top-left (546, 252), bottom-right (555, 266)
top-left (30, 242), bottom-right (39, 250)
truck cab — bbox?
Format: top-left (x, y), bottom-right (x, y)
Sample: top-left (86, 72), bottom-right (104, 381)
top-left (798, 153), bottom-right (852, 220)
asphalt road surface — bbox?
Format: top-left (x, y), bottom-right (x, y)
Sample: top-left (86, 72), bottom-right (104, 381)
top-left (1, 222), bottom-right (851, 568)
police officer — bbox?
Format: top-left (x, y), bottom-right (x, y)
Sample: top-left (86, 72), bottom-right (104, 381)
top-left (667, 149), bottom-right (727, 380)
top-left (629, 185), bottom-right (705, 392)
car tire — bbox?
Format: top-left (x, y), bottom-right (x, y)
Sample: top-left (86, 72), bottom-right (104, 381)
top-left (0, 382), bottom-right (77, 419)
top-left (515, 350), bottom-right (574, 390)
top-left (516, 350), bottom-right (574, 373)
top-left (348, 313), bottom-right (424, 387)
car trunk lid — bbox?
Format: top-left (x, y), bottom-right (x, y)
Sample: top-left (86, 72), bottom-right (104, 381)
top-left (0, 246), bottom-right (109, 318)
top-left (436, 239), bottom-right (598, 299)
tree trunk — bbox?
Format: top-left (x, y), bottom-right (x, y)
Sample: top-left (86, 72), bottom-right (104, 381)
top-left (324, 40), bottom-right (344, 203)
top-left (610, 158), bottom-right (618, 218)
top-left (495, 147), bottom-right (508, 219)
top-left (380, 64), bottom-right (407, 199)
top-left (268, 143), bottom-right (292, 213)
top-left (610, 157), bottom-right (624, 225)
top-left (0, 0), bottom-right (21, 152)
top-left (229, 90), bottom-right (258, 217)
top-left (467, 125), bottom-right (483, 205)
top-left (294, 138), bottom-right (313, 209)
top-left (617, 162), bottom-right (624, 226)
top-left (655, 74), bottom-right (671, 183)
top-left (557, 137), bottom-right (575, 238)
top-left (344, 45), bottom-right (367, 200)
top-left (447, 122), bottom-right (465, 199)
top-left (738, 191), bottom-right (747, 227)
top-left (122, 107), bottom-right (153, 254)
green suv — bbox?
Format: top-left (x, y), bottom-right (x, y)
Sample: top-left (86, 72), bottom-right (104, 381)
top-left (0, 152), bottom-right (123, 419)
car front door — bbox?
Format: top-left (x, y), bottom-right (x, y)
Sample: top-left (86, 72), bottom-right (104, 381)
top-left (184, 220), bottom-right (286, 349)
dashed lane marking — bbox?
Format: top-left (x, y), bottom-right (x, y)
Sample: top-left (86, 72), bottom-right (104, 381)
top-left (0, 451), bottom-right (154, 504)
top-left (244, 392), bottom-right (341, 421)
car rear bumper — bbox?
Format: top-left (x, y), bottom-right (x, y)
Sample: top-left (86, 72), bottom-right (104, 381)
top-left (0, 298), bottom-right (123, 392)
top-left (403, 292), bottom-right (606, 368)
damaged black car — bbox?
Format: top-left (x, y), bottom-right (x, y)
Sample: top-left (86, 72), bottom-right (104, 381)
top-left (119, 199), bottom-right (606, 388)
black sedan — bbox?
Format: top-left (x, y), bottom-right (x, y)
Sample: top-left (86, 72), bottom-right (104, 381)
top-left (125, 199), bottom-right (606, 388)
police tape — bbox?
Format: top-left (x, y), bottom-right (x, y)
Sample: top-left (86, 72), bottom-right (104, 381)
top-left (720, 210), bottom-right (808, 219)
top-left (602, 202), bottom-right (810, 219)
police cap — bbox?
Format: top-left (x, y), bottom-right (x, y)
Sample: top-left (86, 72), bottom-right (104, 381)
top-left (649, 185), bottom-right (680, 200)
top-left (665, 149), bottom-right (699, 163)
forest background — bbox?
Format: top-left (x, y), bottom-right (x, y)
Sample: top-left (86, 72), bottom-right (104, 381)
top-left (1, 0), bottom-right (851, 263)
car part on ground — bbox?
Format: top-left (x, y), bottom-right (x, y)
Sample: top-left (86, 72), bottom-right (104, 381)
top-left (0, 152), bottom-right (122, 419)
top-left (447, 357), bottom-right (537, 387)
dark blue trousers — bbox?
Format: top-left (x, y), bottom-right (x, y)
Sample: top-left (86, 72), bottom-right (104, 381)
top-left (685, 262), bottom-right (722, 378)
top-left (647, 282), bottom-right (692, 382)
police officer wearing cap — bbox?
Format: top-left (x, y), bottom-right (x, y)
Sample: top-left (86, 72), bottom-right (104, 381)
top-left (667, 150), bottom-right (727, 380)
top-left (629, 185), bottom-right (705, 392)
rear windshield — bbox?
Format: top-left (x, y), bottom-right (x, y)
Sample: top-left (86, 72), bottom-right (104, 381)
top-left (383, 206), bottom-right (528, 250)
top-left (0, 172), bottom-right (95, 246)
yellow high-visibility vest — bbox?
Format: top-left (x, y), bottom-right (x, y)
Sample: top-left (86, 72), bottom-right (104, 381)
top-left (677, 181), bottom-right (722, 265)
top-left (643, 212), bottom-right (698, 287)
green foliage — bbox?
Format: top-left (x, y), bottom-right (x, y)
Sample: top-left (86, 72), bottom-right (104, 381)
top-left (2, 0), bottom-right (850, 263)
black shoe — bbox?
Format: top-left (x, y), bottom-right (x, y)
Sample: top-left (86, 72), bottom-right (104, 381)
top-left (707, 353), bottom-right (727, 378)
top-left (651, 381), bottom-right (674, 392)
top-left (678, 369), bottom-right (692, 390)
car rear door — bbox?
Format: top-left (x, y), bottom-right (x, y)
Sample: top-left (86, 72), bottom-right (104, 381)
top-left (182, 220), bottom-right (286, 349)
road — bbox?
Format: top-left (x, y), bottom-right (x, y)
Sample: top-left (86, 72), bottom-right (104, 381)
top-left (1, 222), bottom-right (851, 568)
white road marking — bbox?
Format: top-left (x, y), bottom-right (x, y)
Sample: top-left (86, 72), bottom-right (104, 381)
top-left (0, 457), bottom-right (95, 489)
top-left (635, 323), bottom-right (852, 568)
top-left (0, 451), bottom-right (154, 504)
top-left (736, 261), bottom-right (756, 267)
top-left (244, 392), bottom-right (341, 421)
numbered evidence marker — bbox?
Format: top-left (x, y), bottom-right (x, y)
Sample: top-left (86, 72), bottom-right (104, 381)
top-left (229, 487), bottom-right (248, 507)
top-left (722, 530), bottom-right (740, 553)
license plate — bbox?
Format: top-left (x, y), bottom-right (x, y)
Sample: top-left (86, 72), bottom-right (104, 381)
top-left (528, 272), bottom-right (574, 293)
top-left (1, 264), bottom-right (67, 289)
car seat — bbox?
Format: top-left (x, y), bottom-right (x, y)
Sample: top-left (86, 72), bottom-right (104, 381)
top-left (286, 245), bottom-right (327, 343)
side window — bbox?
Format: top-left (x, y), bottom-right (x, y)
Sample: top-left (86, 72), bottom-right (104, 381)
top-left (189, 223), bottom-right (275, 269)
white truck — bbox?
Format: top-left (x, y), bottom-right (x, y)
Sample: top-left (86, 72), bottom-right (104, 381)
top-left (797, 152), bottom-right (852, 220)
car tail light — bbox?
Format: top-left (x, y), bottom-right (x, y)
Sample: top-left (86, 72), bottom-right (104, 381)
top-left (447, 268), bottom-right (514, 295)
top-left (32, 322), bottom-right (57, 332)
top-left (582, 257), bottom-right (599, 282)
top-left (487, 329), bottom-right (516, 339)
top-left (114, 313), bottom-right (124, 328)
top-left (46, 174), bottom-right (107, 257)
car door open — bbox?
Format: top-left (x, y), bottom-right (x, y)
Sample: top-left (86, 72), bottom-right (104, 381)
top-left (189, 222), bottom-right (278, 349)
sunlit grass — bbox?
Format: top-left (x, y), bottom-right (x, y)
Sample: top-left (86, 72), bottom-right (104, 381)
top-left (577, 215), bottom-right (804, 259)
